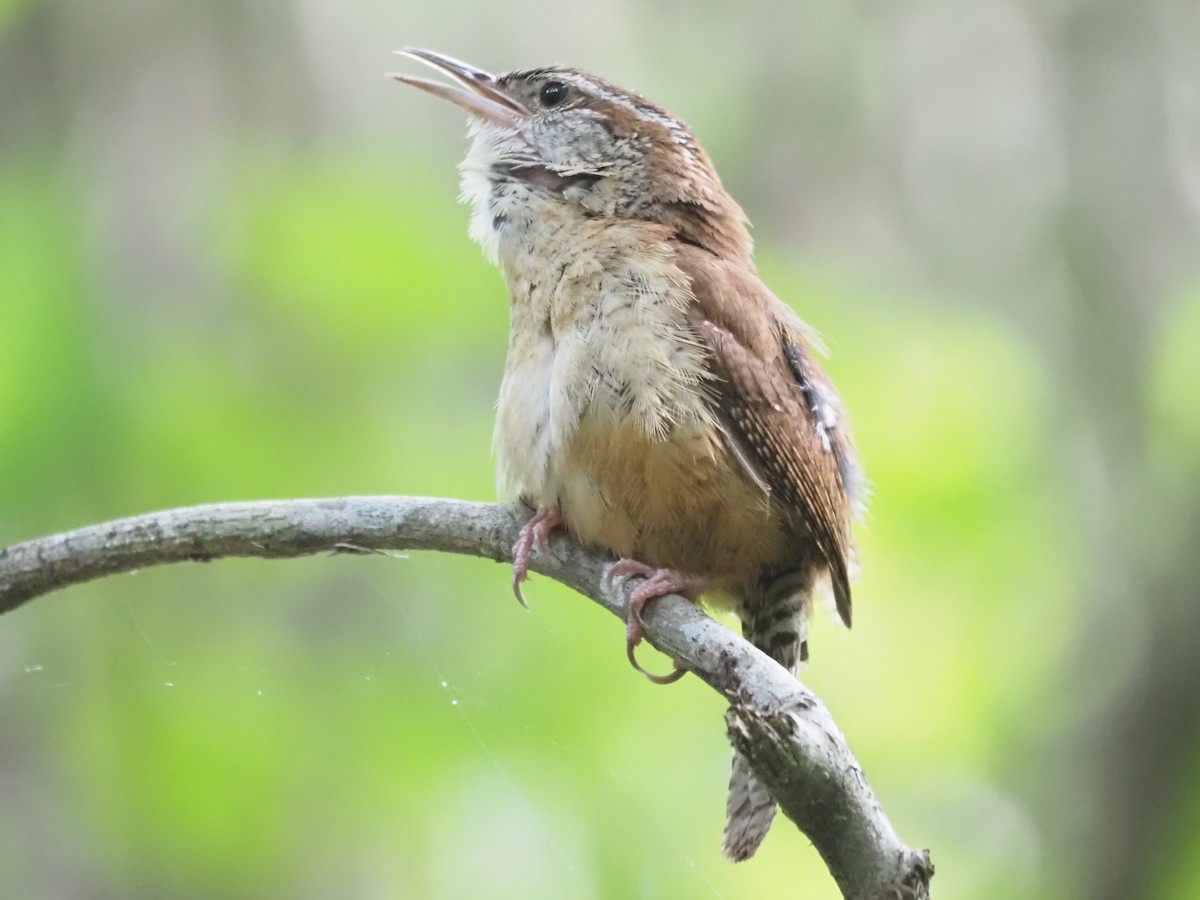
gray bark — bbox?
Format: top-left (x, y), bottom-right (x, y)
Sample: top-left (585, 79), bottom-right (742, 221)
top-left (0, 495), bottom-right (932, 899)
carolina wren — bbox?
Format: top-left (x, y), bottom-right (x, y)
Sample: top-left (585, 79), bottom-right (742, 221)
top-left (395, 49), bottom-right (865, 862)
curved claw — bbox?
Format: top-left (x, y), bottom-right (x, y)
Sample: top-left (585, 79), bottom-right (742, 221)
top-left (616, 565), bottom-right (707, 685)
top-left (512, 569), bottom-right (530, 610)
top-left (626, 619), bottom-right (687, 684)
top-left (510, 507), bottom-right (563, 609)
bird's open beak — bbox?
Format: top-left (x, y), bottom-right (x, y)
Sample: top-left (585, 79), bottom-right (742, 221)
top-left (392, 48), bottom-right (530, 128)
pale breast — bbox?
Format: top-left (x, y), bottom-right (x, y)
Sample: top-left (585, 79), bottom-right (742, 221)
top-left (492, 320), bottom-right (556, 504)
top-left (493, 211), bottom-right (713, 503)
top-left (489, 210), bottom-right (792, 578)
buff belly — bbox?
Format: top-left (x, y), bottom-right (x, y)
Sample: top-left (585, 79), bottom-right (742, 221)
top-left (555, 413), bottom-right (789, 583)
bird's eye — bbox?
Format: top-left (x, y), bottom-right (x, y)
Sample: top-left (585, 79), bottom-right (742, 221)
top-left (539, 80), bottom-right (569, 108)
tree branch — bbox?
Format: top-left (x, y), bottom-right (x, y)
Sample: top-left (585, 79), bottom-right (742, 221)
top-left (0, 495), bottom-right (932, 898)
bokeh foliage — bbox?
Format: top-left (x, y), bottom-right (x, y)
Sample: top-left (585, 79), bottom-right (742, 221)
top-left (2, 1), bottom-right (1198, 898)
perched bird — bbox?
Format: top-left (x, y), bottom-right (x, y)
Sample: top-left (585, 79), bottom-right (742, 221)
top-left (394, 49), bottom-right (865, 862)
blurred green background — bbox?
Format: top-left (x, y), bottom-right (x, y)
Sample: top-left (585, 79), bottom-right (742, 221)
top-left (2, 1), bottom-right (1198, 898)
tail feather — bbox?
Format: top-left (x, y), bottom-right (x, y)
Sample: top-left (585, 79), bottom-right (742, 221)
top-left (721, 574), bottom-right (812, 862)
top-left (722, 754), bottom-right (777, 861)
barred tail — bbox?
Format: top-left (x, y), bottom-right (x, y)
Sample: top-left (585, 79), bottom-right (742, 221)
top-left (721, 574), bottom-right (811, 862)
top-left (723, 752), bottom-right (778, 862)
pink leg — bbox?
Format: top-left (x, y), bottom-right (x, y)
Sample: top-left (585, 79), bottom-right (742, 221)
top-left (511, 507), bottom-right (564, 607)
top-left (607, 560), bottom-right (707, 684)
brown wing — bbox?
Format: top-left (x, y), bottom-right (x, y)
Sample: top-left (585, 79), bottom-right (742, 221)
top-left (672, 241), bottom-right (856, 626)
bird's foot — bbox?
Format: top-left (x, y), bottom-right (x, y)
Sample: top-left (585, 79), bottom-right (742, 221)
top-left (511, 506), bottom-right (564, 608)
top-left (606, 560), bottom-right (707, 684)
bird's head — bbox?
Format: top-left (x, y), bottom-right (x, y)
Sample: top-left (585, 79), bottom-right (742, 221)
top-left (394, 49), bottom-right (751, 258)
